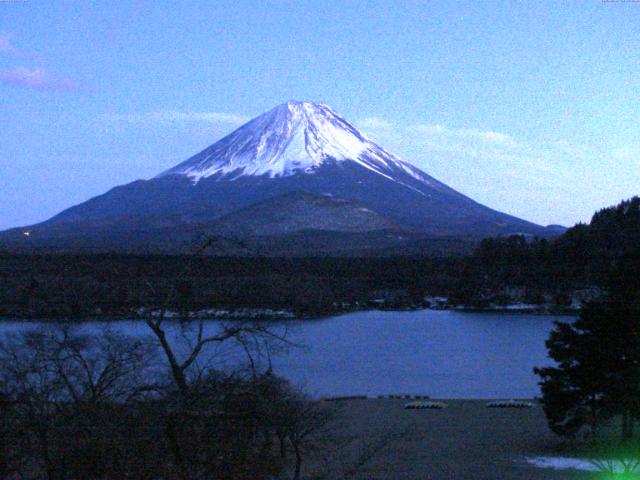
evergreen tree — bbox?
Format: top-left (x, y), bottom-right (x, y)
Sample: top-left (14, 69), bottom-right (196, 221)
top-left (535, 254), bottom-right (640, 442)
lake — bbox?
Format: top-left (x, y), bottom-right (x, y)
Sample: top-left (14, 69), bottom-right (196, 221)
top-left (0, 309), bottom-right (568, 399)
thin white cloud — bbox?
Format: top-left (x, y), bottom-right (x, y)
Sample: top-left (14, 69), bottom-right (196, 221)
top-left (0, 31), bottom-right (19, 55)
top-left (0, 67), bottom-right (81, 93)
top-left (407, 124), bottom-right (517, 146)
top-left (409, 124), bottom-right (447, 136)
top-left (0, 31), bottom-right (47, 62)
top-left (460, 129), bottom-right (515, 145)
top-left (611, 145), bottom-right (639, 161)
top-left (357, 116), bottom-right (392, 129)
top-left (0, 33), bottom-right (81, 93)
top-left (157, 111), bottom-right (248, 124)
top-left (104, 110), bottom-right (249, 126)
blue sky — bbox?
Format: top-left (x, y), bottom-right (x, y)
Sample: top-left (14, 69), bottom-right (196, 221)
top-left (1, 0), bottom-right (639, 230)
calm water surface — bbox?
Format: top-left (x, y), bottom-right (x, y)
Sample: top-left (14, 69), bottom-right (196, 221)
top-left (0, 310), bottom-right (568, 399)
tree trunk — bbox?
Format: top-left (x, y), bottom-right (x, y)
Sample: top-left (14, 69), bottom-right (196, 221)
top-left (589, 394), bottom-right (598, 438)
top-left (621, 410), bottom-right (633, 444)
top-left (293, 440), bottom-right (302, 480)
top-left (278, 433), bottom-right (287, 459)
top-left (165, 414), bottom-right (188, 478)
top-left (35, 420), bottom-right (55, 480)
top-left (146, 320), bottom-right (189, 395)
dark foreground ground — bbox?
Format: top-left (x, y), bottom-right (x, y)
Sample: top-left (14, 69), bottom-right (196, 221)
top-left (311, 399), bottom-right (597, 480)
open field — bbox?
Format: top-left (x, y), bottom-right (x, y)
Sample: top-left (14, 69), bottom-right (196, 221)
top-left (312, 399), bottom-right (598, 480)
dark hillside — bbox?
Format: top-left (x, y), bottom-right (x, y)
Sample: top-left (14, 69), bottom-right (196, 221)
top-left (449, 197), bottom-right (640, 306)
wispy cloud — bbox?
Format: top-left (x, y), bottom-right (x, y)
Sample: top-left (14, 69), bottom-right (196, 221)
top-left (98, 110), bottom-right (250, 141)
top-left (0, 32), bottom-right (82, 93)
top-left (0, 67), bottom-right (81, 93)
top-left (355, 116), bottom-right (609, 225)
top-left (458, 128), bottom-right (516, 145)
top-left (359, 114), bottom-right (517, 143)
top-left (611, 145), bottom-right (639, 161)
top-left (0, 31), bottom-right (42, 61)
top-left (358, 116), bottom-right (392, 129)
top-left (0, 31), bottom-right (19, 55)
top-left (105, 110), bottom-right (249, 126)
top-left (358, 118), bottom-right (529, 179)
top-left (407, 124), bottom-right (517, 146)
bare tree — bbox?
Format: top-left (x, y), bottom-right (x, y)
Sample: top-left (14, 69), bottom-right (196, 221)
top-left (0, 325), bottom-right (159, 480)
top-left (137, 235), bottom-right (299, 480)
top-left (286, 399), bottom-right (335, 480)
top-left (145, 314), bottom-right (287, 396)
top-left (0, 327), bottom-right (73, 479)
top-left (52, 325), bottom-right (158, 403)
top-left (141, 235), bottom-right (290, 396)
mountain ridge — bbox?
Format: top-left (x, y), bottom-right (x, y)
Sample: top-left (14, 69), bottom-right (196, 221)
top-left (0, 100), bottom-right (556, 255)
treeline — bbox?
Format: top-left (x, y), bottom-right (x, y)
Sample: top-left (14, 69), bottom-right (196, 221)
top-left (1, 197), bottom-right (639, 317)
top-left (449, 197), bottom-right (640, 306)
top-left (0, 254), bottom-right (461, 318)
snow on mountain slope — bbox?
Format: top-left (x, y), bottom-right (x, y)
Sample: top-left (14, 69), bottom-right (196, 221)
top-left (159, 100), bottom-right (432, 189)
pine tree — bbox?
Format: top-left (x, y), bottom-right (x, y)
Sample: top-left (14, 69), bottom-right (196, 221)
top-left (535, 254), bottom-right (640, 442)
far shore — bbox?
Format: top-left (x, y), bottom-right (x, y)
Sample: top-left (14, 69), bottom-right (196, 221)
top-left (0, 302), bottom-right (580, 322)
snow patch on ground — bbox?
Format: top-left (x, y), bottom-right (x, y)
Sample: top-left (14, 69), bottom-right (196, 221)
top-left (502, 303), bottom-right (538, 311)
top-left (525, 456), bottom-right (640, 474)
top-left (525, 457), bottom-right (598, 472)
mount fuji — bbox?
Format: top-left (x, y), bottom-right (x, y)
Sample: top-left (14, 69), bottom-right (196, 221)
top-left (0, 101), bottom-right (556, 255)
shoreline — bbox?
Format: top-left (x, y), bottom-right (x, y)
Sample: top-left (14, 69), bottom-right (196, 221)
top-left (0, 303), bottom-right (580, 322)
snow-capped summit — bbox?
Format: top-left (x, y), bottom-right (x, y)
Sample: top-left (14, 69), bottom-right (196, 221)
top-left (159, 100), bottom-right (430, 186)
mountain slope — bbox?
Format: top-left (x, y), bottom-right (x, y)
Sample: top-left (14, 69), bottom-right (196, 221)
top-left (211, 191), bottom-right (402, 237)
top-left (0, 100), bottom-right (550, 254)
